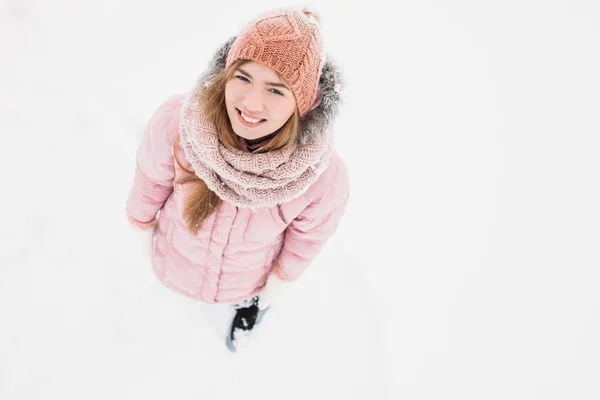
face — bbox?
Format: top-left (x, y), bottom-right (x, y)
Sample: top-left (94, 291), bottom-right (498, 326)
top-left (225, 61), bottom-right (297, 141)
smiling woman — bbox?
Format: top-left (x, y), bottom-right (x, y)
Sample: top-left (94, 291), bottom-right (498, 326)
top-left (126, 8), bottom-right (349, 353)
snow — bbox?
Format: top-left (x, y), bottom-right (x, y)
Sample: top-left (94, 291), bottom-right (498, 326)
top-left (1, 1), bottom-right (599, 400)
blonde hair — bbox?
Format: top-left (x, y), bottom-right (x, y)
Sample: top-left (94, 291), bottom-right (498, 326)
top-left (175, 59), bottom-right (300, 234)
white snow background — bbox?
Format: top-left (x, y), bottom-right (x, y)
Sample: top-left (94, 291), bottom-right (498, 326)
top-left (1, 0), bottom-right (599, 399)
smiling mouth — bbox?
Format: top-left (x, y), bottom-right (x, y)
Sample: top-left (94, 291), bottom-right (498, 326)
top-left (236, 108), bottom-right (267, 126)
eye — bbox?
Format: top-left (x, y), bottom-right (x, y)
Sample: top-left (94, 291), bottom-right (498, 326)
top-left (270, 88), bottom-right (284, 96)
top-left (235, 75), bottom-right (250, 83)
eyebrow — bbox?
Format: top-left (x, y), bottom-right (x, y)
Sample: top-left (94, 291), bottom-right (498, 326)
top-left (237, 68), bottom-right (290, 91)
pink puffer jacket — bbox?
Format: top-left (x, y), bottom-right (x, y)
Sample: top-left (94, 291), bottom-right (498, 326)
top-left (126, 95), bottom-right (349, 304)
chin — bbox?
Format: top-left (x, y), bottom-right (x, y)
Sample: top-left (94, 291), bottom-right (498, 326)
top-left (231, 119), bottom-right (273, 140)
top-left (232, 128), bottom-right (265, 140)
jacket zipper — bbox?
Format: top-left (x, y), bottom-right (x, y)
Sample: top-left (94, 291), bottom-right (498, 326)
top-left (277, 204), bottom-right (288, 225)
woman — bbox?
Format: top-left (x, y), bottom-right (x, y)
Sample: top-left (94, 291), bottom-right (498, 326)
top-left (126, 8), bottom-right (349, 351)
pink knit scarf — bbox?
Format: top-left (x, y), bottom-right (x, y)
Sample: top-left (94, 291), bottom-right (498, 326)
top-left (178, 91), bottom-right (332, 209)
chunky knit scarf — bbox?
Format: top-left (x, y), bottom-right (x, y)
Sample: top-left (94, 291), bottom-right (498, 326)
top-left (178, 38), bottom-right (343, 209)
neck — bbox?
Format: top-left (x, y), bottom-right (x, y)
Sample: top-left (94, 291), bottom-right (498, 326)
top-left (238, 131), bottom-right (279, 153)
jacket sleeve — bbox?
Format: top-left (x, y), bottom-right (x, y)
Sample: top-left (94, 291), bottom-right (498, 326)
top-left (273, 157), bottom-right (350, 281)
top-left (126, 95), bottom-right (183, 229)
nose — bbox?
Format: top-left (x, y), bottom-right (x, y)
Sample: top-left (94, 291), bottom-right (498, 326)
top-left (241, 86), bottom-right (265, 114)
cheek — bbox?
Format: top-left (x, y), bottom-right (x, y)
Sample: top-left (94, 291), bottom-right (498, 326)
top-left (224, 83), bottom-right (240, 105)
top-left (282, 97), bottom-right (296, 117)
top-left (281, 103), bottom-right (295, 123)
top-left (224, 85), bottom-right (233, 105)
top-left (270, 100), bottom-right (295, 123)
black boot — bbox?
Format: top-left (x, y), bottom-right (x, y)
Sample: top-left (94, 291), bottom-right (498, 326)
top-left (226, 296), bottom-right (268, 352)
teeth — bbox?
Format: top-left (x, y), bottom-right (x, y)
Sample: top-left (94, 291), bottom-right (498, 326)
top-left (241, 111), bottom-right (263, 124)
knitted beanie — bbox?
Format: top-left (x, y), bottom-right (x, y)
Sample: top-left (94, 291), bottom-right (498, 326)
top-left (225, 8), bottom-right (325, 117)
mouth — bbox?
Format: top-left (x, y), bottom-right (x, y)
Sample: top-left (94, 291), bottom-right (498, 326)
top-left (236, 108), bottom-right (267, 128)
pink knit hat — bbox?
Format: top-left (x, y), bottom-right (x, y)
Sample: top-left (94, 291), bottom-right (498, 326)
top-left (225, 8), bottom-right (325, 117)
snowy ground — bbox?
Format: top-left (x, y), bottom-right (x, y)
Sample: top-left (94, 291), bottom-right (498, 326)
top-left (1, 1), bottom-right (599, 399)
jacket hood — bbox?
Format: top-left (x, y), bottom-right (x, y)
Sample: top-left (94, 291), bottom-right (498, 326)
top-left (194, 36), bottom-right (343, 146)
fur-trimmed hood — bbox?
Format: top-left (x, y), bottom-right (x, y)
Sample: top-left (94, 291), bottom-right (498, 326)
top-left (194, 37), bottom-right (343, 146)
